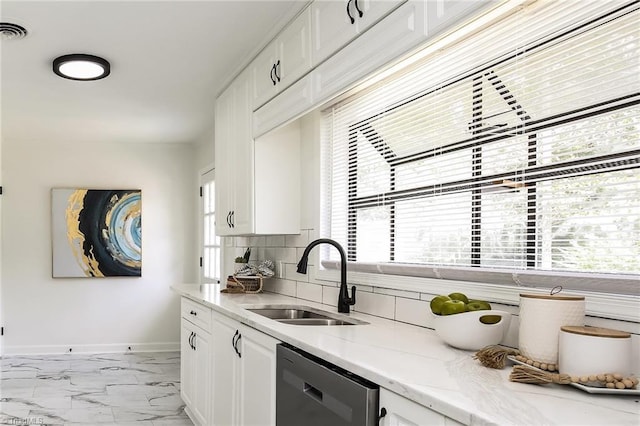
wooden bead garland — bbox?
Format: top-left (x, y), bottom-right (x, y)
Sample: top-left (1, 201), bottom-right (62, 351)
top-left (570, 373), bottom-right (639, 390)
top-left (509, 364), bottom-right (639, 390)
top-left (513, 354), bottom-right (557, 372)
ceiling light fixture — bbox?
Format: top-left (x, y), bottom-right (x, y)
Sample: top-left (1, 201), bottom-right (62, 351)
top-left (53, 54), bottom-right (110, 81)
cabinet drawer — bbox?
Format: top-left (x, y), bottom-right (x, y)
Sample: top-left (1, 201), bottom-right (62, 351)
top-left (181, 298), bottom-right (212, 330)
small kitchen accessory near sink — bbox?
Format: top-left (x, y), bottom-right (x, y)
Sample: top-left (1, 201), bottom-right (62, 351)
top-left (518, 293), bottom-right (585, 365)
top-left (433, 310), bottom-right (511, 350)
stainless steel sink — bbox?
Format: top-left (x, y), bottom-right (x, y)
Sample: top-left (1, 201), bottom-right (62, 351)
top-left (243, 304), bottom-right (368, 326)
top-left (277, 318), bottom-right (360, 326)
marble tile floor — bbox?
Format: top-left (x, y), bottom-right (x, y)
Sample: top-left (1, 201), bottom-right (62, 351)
top-left (0, 351), bottom-right (193, 426)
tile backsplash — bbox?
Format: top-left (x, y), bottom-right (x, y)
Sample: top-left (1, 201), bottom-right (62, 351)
top-left (229, 228), bottom-right (639, 372)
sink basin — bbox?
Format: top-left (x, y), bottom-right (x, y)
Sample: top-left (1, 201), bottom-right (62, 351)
top-left (243, 304), bottom-right (368, 326)
top-left (277, 318), bottom-right (360, 326)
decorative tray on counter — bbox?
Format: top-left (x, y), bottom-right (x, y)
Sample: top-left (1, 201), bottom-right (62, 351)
top-left (507, 356), bottom-right (640, 395)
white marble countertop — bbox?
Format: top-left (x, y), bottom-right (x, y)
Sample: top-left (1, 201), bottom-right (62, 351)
top-left (172, 283), bottom-right (640, 426)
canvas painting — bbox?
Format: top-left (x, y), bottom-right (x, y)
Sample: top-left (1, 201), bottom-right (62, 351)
top-left (52, 188), bottom-right (142, 277)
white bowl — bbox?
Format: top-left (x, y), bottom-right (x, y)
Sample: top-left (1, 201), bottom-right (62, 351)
top-left (433, 310), bottom-right (511, 350)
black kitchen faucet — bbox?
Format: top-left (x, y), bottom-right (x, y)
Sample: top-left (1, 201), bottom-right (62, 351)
top-left (296, 238), bottom-right (356, 314)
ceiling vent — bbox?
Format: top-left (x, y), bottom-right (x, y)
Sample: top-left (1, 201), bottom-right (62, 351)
top-left (0, 22), bottom-right (28, 40)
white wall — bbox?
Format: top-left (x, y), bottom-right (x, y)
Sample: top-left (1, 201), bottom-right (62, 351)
top-left (1, 140), bottom-right (197, 354)
top-left (195, 123), bottom-right (215, 173)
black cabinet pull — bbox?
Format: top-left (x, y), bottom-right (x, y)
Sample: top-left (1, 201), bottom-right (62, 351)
top-left (354, 0), bottom-right (363, 18)
top-left (188, 332), bottom-right (195, 350)
top-left (232, 329), bottom-right (242, 358)
top-left (232, 329), bottom-right (239, 350)
top-left (192, 332), bottom-right (197, 351)
top-left (270, 64), bottom-right (277, 85)
top-left (226, 211), bottom-right (231, 227)
top-left (190, 310), bottom-right (197, 316)
top-left (346, 0), bottom-right (355, 24)
top-left (378, 407), bottom-right (387, 422)
top-left (275, 60), bottom-right (281, 82)
top-left (231, 211), bottom-right (235, 228)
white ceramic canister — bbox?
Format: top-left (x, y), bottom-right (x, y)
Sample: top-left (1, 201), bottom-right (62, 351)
top-left (559, 326), bottom-right (632, 377)
top-left (518, 294), bottom-right (585, 365)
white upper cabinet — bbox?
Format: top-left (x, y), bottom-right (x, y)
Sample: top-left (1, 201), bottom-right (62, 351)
top-left (252, 7), bottom-right (313, 110)
top-left (214, 70), bottom-right (254, 236)
top-left (214, 69), bottom-right (301, 236)
top-left (215, 0), bottom-right (494, 235)
top-left (312, 0), bottom-right (428, 107)
top-left (311, 0), bottom-right (405, 66)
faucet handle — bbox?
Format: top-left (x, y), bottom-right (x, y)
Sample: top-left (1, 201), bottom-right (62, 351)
top-left (349, 285), bottom-right (356, 305)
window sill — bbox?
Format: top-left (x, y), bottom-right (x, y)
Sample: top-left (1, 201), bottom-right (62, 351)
top-left (314, 266), bottom-right (640, 323)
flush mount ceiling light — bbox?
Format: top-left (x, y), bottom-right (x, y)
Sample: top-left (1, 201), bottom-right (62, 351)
top-left (53, 54), bottom-right (110, 81)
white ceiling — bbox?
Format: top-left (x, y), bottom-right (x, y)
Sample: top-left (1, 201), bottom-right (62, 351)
top-left (0, 1), bottom-right (306, 146)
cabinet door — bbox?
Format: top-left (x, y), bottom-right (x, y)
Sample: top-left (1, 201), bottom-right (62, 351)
top-left (215, 71), bottom-right (254, 236)
top-left (313, 0), bottom-right (428, 107)
top-left (192, 331), bottom-right (211, 426)
top-left (355, 0), bottom-right (406, 32)
top-left (251, 44), bottom-right (278, 110)
top-left (211, 314), bottom-right (241, 426)
top-left (214, 87), bottom-right (234, 235)
top-left (311, 0), bottom-right (358, 66)
top-left (180, 319), bottom-right (196, 411)
top-left (228, 72), bottom-right (254, 235)
top-left (181, 318), bottom-right (211, 426)
top-left (276, 7), bottom-right (312, 90)
top-left (253, 7), bottom-right (312, 110)
top-left (237, 325), bottom-right (279, 426)
top-left (311, 0), bottom-right (405, 66)
top-left (380, 388), bottom-right (454, 426)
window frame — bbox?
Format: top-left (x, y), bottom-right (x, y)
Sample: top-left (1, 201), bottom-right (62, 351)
top-left (314, 0), bottom-right (640, 322)
top-left (201, 167), bottom-right (221, 284)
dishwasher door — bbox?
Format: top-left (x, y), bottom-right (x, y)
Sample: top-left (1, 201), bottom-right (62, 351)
top-left (276, 344), bottom-right (379, 426)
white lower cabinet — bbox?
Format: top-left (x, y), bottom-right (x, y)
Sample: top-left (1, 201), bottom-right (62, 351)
top-left (212, 311), bottom-right (279, 426)
top-left (180, 298), bottom-right (466, 426)
top-left (379, 388), bottom-right (463, 426)
top-left (180, 299), bottom-right (212, 426)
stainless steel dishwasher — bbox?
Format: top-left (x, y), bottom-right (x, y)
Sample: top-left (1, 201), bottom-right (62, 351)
top-left (276, 343), bottom-right (379, 426)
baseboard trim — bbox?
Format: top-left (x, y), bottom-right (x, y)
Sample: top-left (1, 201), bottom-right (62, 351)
top-left (2, 342), bottom-right (179, 356)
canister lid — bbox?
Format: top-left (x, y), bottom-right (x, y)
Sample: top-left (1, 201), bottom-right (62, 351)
top-left (520, 293), bottom-right (584, 301)
top-left (561, 325), bottom-right (631, 338)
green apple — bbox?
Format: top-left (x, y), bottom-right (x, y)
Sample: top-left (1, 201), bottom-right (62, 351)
top-left (430, 295), bottom-right (452, 315)
top-left (480, 314), bottom-right (502, 324)
top-left (448, 292), bottom-right (469, 304)
top-left (466, 300), bottom-right (492, 311)
top-left (440, 300), bottom-right (467, 315)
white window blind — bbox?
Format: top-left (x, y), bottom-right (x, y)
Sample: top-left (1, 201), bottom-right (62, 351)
top-left (322, 0), bottom-right (640, 295)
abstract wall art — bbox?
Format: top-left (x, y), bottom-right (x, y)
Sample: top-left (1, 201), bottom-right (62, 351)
top-left (52, 188), bottom-right (142, 278)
